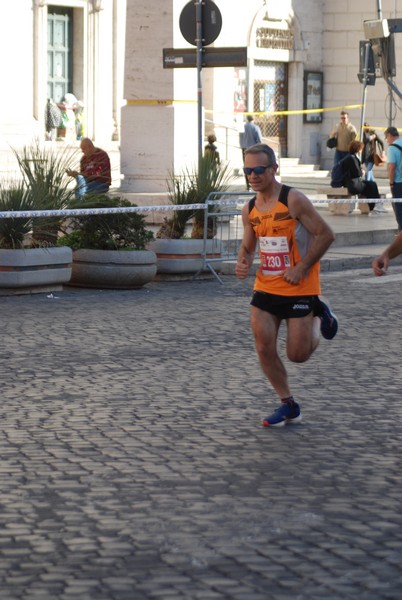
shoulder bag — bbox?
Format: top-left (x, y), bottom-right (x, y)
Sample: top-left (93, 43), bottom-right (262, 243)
top-left (326, 136), bottom-right (337, 149)
top-left (373, 142), bottom-right (386, 166)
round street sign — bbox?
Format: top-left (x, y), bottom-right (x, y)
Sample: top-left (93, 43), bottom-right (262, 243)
top-left (179, 0), bottom-right (222, 47)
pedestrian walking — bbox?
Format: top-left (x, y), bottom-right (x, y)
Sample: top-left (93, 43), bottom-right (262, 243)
top-left (240, 115), bottom-right (262, 189)
top-left (361, 123), bottom-right (388, 214)
top-left (384, 126), bottom-right (402, 230)
top-left (235, 143), bottom-right (338, 428)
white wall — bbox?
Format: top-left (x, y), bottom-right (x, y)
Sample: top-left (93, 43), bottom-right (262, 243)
top-left (0, 1), bottom-right (39, 144)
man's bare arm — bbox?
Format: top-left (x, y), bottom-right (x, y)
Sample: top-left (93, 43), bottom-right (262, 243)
top-left (284, 191), bottom-right (335, 284)
top-left (235, 203), bottom-right (257, 279)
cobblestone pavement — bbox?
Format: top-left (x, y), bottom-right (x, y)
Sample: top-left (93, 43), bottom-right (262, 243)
top-left (1, 269), bottom-right (402, 600)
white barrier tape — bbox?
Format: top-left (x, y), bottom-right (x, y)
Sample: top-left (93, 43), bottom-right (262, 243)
top-left (0, 197), bottom-right (252, 219)
top-left (312, 198), bottom-right (394, 204)
top-left (0, 204), bottom-right (207, 219)
top-left (207, 198), bottom-right (397, 205)
top-left (0, 197), bottom-right (399, 219)
top-left (311, 198), bottom-right (392, 204)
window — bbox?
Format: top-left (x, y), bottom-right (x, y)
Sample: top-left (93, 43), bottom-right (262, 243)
top-left (303, 71), bottom-right (323, 123)
top-left (47, 7), bottom-right (73, 103)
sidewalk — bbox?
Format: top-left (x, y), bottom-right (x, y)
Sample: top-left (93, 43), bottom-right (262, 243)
top-left (1, 270), bottom-right (402, 599)
top-left (221, 203), bottom-right (400, 276)
top-left (319, 204), bottom-right (400, 272)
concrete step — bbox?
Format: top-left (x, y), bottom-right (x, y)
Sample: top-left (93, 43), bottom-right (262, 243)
top-left (278, 160), bottom-right (322, 175)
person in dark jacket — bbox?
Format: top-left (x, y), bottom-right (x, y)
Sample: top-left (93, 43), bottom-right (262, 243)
top-left (341, 140), bottom-right (380, 213)
top-left (204, 133), bottom-right (220, 164)
top-left (362, 123), bottom-right (384, 182)
top-left (361, 124), bottom-right (387, 214)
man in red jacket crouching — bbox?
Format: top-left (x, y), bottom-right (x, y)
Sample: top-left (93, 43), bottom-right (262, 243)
top-left (67, 138), bottom-right (111, 199)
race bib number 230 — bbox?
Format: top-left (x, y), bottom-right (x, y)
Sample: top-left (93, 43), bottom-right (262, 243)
top-left (259, 236), bottom-right (291, 275)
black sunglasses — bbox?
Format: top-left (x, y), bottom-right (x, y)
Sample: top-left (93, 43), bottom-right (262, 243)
top-left (243, 165), bottom-right (272, 176)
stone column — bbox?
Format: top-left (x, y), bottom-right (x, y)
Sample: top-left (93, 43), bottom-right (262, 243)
top-left (120, 0), bottom-right (198, 193)
top-left (33, 0), bottom-right (48, 135)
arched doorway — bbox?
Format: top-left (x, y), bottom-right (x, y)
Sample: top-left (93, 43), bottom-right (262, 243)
top-left (248, 8), bottom-right (295, 158)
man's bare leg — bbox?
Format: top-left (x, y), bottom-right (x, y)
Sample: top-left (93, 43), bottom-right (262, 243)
top-left (250, 306), bottom-right (291, 399)
top-left (251, 306), bottom-right (320, 427)
top-left (285, 313), bottom-right (321, 363)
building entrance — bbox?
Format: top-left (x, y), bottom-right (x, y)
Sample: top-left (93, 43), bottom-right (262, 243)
top-left (253, 61), bottom-right (288, 157)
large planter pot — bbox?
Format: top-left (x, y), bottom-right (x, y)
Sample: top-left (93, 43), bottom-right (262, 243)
top-left (70, 249), bottom-right (157, 289)
top-left (149, 239), bottom-right (222, 275)
top-left (0, 247), bottom-right (72, 295)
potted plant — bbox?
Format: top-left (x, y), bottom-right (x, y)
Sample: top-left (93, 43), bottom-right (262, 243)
top-left (58, 195), bottom-right (157, 289)
top-left (0, 180), bottom-right (73, 294)
top-left (12, 139), bottom-right (77, 246)
top-left (150, 155), bottom-right (232, 276)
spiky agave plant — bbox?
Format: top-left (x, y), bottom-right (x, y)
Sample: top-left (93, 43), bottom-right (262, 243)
top-left (156, 155), bottom-right (232, 239)
top-left (156, 169), bottom-right (198, 239)
top-left (12, 139), bottom-right (78, 246)
top-left (0, 181), bottom-right (34, 249)
top-left (190, 155), bottom-right (232, 239)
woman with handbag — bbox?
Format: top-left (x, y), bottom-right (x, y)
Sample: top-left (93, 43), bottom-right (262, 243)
top-left (362, 124), bottom-right (386, 178)
top-left (361, 124), bottom-right (387, 214)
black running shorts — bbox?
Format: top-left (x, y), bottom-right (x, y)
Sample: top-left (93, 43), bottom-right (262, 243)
top-left (251, 291), bottom-right (319, 320)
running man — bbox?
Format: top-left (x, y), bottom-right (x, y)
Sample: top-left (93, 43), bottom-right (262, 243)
top-left (235, 143), bottom-right (338, 427)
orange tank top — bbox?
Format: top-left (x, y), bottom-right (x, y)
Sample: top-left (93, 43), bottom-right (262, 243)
top-left (248, 185), bottom-right (321, 296)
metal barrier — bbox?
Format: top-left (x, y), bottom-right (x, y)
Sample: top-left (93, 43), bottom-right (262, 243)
top-left (194, 191), bottom-right (255, 283)
top-left (194, 193), bottom-right (396, 284)
top-left (0, 194), bottom-right (397, 286)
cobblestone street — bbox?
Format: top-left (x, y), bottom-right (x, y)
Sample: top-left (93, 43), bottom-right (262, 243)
top-left (1, 269), bottom-right (402, 599)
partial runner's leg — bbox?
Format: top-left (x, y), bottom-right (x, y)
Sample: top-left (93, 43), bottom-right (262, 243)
top-left (250, 306), bottom-right (290, 400)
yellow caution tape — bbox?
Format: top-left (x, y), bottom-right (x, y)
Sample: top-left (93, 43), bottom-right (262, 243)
top-left (126, 100), bottom-right (365, 117)
top-left (205, 104), bottom-right (363, 117)
top-left (126, 100), bottom-right (392, 133)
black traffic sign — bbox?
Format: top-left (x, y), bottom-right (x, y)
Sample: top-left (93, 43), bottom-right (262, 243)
top-left (179, 0), bottom-right (222, 47)
top-left (163, 47), bottom-right (247, 69)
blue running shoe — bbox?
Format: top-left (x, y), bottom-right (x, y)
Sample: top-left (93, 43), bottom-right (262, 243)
top-left (318, 299), bottom-right (338, 340)
top-left (263, 402), bottom-right (302, 428)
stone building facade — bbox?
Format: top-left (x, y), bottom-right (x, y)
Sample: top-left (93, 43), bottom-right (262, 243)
top-left (0, 1), bottom-right (400, 191)
top-left (122, 0), bottom-right (401, 191)
top-left (0, 0), bottom-right (126, 174)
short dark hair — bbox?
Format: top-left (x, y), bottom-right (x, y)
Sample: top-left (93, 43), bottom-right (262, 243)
top-left (244, 143), bottom-right (277, 166)
top-left (384, 126), bottom-right (399, 137)
top-left (246, 115), bottom-right (254, 122)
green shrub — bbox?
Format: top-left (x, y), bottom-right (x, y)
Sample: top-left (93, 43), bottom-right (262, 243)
top-left (58, 196), bottom-right (154, 250)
